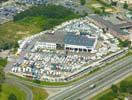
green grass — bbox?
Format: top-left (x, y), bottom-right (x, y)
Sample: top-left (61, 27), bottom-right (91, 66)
top-left (0, 83), bottom-right (26, 100)
top-left (0, 58), bottom-right (7, 68)
top-left (0, 21), bottom-right (43, 51)
top-left (17, 16), bottom-right (47, 28)
top-left (91, 89), bottom-right (115, 100)
top-left (0, 58), bottom-right (26, 100)
top-left (27, 85), bottom-right (48, 100)
top-left (0, 21), bottom-right (42, 39)
top-left (86, 0), bottom-right (113, 14)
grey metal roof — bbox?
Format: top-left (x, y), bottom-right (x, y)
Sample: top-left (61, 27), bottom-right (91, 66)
top-left (40, 30), bottom-right (66, 44)
top-left (64, 32), bottom-right (95, 48)
top-left (89, 15), bottom-right (128, 35)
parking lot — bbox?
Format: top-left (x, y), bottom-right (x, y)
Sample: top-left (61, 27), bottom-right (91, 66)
top-left (0, 2), bottom-right (26, 24)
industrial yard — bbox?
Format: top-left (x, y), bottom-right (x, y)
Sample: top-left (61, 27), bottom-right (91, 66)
top-left (11, 17), bottom-right (121, 82)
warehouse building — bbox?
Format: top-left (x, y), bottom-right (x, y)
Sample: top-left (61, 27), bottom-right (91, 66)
top-left (64, 32), bottom-right (97, 52)
top-left (34, 31), bottom-right (98, 52)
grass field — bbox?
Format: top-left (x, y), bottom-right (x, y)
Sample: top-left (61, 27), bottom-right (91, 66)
top-left (28, 85), bottom-right (49, 100)
top-left (0, 21), bottom-right (42, 42)
top-left (0, 83), bottom-right (26, 100)
top-left (0, 21), bottom-right (43, 51)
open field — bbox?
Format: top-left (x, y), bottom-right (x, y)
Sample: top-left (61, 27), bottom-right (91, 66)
top-left (0, 21), bottom-right (43, 50)
top-left (0, 83), bottom-right (26, 100)
top-left (0, 21), bottom-right (42, 39)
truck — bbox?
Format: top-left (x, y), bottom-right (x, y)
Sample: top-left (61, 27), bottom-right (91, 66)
top-left (89, 84), bottom-right (96, 89)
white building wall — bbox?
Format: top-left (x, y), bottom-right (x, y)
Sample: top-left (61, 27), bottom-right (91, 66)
top-left (35, 42), bottom-right (56, 50)
top-left (64, 44), bottom-right (93, 52)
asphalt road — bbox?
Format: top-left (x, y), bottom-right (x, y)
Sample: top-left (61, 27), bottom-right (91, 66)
top-left (48, 56), bottom-right (132, 100)
top-left (65, 63), bottom-right (132, 100)
top-left (5, 78), bottom-right (33, 100)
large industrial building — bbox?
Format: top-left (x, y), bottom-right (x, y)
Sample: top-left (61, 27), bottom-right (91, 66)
top-left (34, 20), bottom-right (101, 52)
top-left (35, 31), bottom-right (97, 52)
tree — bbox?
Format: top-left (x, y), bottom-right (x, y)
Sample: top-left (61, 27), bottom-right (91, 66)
top-left (8, 93), bottom-right (17, 100)
top-left (0, 84), bottom-right (2, 93)
top-left (0, 58), bottom-right (7, 93)
top-left (0, 67), bottom-right (5, 93)
top-left (80, 0), bottom-right (86, 5)
top-left (0, 67), bottom-right (5, 83)
top-left (94, 9), bottom-right (101, 14)
top-left (119, 39), bottom-right (131, 47)
top-left (101, 7), bottom-right (105, 13)
top-left (111, 85), bottom-right (118, 94)
top-left (120, 81), bottom-right (132, 93)
top-left (13, 5), bottom-right (79, 31)
top-left (111, 1), bottom-right (117, 6)
top-left (123, 1), bottom-right (128, 9)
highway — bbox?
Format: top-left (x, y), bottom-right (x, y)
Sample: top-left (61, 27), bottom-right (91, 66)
top-left (64, 63), bottom-right (132, 100)
top-left (48, 55), bottom-right (132, 100)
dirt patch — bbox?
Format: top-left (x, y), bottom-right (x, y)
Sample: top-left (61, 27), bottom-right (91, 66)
top-left (16, 31), bottom-right (30, 35)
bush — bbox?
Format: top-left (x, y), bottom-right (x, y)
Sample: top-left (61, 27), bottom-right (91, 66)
top-left (123, 1), bottom-right (128, 9)
top-left (8, 93), bottom-right (17, 100)
top-left (80, 0), bottom-right (86, 5)
top-left (118, 39), bottom-right (131, 47)
top-left (111, 85), bottom-right (118, 94)
top-left (120, 81), bottom-right (132, 93)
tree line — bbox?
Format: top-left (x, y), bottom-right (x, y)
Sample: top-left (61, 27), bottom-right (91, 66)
top-left (14, 4), bottom-right (79, 30)
top-left (0, 40), bottom-right (19, 51)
